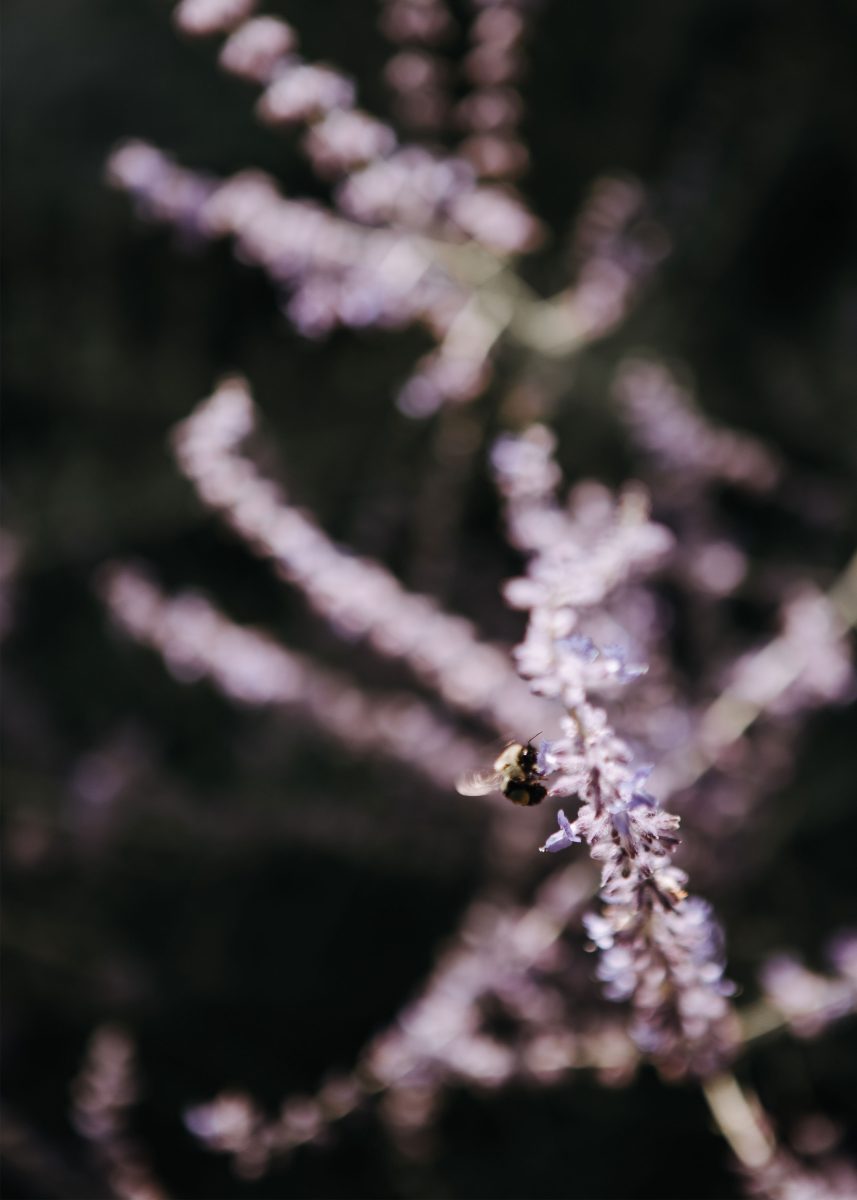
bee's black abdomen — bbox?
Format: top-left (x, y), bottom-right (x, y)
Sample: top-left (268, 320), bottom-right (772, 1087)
top-left (504, 781), bottom-right (547, 807)
top-left (526, 782), bottom-right (547, 805)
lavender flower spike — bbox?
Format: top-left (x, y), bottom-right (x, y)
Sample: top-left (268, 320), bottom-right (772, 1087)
top-left (494, 427), bottom-right (739, 1077)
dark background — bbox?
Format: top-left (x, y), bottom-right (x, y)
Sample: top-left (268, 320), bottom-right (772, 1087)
top-left (3, 1), bottom-right (857, 1197)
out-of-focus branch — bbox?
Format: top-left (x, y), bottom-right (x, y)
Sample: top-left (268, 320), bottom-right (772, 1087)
top-left (98, 562), bottom-right (483, 791)
top-left (703, 1072), bottom-right (857, 1200)
top-left (170, 377), bottom-right (554, 737)
top-left (71, 1026), bottom-right (169, 1200)
top-left (183, 861), bottom-right (640, 1177)
top-left (655, 552), bottom-right (857, 798)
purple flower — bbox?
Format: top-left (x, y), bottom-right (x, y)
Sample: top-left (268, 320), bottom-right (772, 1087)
top-left (539, 810), bottom-right (580, 854)
top-left (493, 426), bottom-right (738, 1076)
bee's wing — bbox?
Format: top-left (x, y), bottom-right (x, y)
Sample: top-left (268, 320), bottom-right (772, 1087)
top-left (455, 768), bottom-right (504, 797)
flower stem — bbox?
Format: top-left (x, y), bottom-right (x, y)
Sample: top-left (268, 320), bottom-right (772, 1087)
top-left (701, 1071), bottom-right (775, 1171)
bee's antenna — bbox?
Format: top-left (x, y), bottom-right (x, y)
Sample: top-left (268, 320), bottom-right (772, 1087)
top-left (527, 731), bottom-right (542, 745)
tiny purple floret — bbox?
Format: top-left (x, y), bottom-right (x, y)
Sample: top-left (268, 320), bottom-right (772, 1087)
top-left (539, 809), bottom-right (581, 854)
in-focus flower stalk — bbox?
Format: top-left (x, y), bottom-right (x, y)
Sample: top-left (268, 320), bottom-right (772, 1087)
top-left (493, 424), bottom-right (739, 1077)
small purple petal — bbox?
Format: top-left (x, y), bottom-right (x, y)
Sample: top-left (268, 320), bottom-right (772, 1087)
top-left (602, 642), bottom-right (647, 682)
top-left (611, 809), bottom-right (631, 839)
top-left (539, 809), bottom-right (581, 854)
top-left (627, 792), bottom-right (657, 810)
top-left (560, 633), bottom-right (599, 662)
top-left (535, 740), bottom-right (554, 775)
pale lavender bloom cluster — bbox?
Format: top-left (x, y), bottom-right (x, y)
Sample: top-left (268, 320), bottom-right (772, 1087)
top-left (557, 175), bottom-right (669, 342)
top-left (106, 140), bottom-right (541, 410)
top-left (71, 1026), bottom-right (166, 1200)
top-left (106, 141), bottom-right (217, 241)
top-left (170, 377), bottom-right (550, 736)
top-left (107, 143), bottom-right (463, 339)
top-left (380, 0), bottom-right (455, 48)
top-left (722, 585), bottom-right (855, 720)
top-left (334, 148), bottom-right (542, 265)
top-left (644, 569), bottom-right (856, 878)
top-left (384, 48), bottom-right (452, 134)
top-left (612, 357), bottom-right (787, 607)
top-left (493, 425), bottom-right (739, 1076)
top-left (455, 0), bottom-right (535, 182)
top-left (614, 357), bottom-right (782, 496)
top-left (168, 0), bottom-right (541, 253)
top-left (107, 4), bottom-right (670, 422)
top-left (217, 16), bottom-right (297, 82)
top-left (493, 426), bottom-right (670, 701)
top-left (183, 864), bottom-right (638, 1177)
top-left (542, 705), bottom-right (738, 1077)
top-left (259, 65), bottom-right (357, 130)
top-left (98, 562), bottom-right (481, 790)
top-left (173, 0), bottom-right (256, 37)
top-left (746, 1151), bottom-right (857, 1200)
top-left (107, 2), bottom-right (672, 429)
top-left (380, 0), bottom-right (456, 133)
top-left (108, 3), bottom-right (548, 417)
top-left (463, 1), bottom-right (530, 89)
top-left (760, 934), bottom-right (857, 1039)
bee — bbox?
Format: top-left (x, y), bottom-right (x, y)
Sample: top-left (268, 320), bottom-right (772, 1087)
top-left (456, 738), bottom-right (547, 807)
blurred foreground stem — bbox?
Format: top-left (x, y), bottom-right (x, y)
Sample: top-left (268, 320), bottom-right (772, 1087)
top-left (702, 1071), bottom-right (775, 1171)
